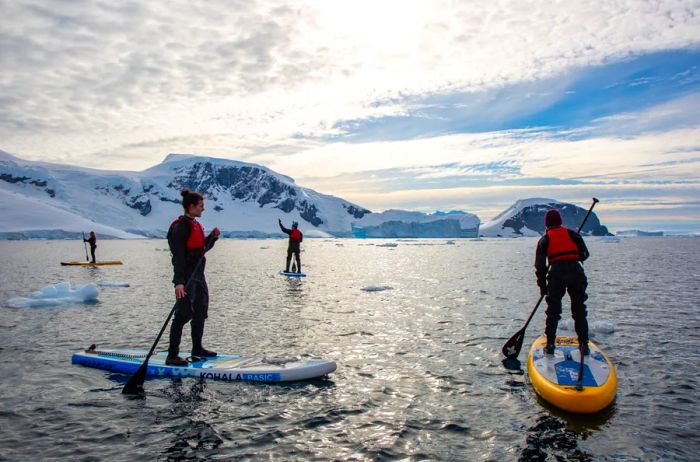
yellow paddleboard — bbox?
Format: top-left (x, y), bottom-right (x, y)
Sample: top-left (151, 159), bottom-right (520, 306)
top-left (60, 261), bottom-right (124, 266)
top-left (527, 336), bottom-right (617, 414)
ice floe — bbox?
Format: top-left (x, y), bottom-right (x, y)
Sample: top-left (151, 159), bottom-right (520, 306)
top-left (6, 282), bottom-right (99, 308)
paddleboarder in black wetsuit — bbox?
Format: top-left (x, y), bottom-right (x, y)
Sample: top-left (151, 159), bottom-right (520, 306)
top-left (535, 209), bottom-right (591, 356)
top-left (166, 189), bottom-right (220, 366)
top-left (83, 231), bottom-right (97, 263)
top-left (279, 219), bottom-right (303, 273)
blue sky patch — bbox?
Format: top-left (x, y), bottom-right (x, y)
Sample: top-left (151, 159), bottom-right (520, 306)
top-left (327, 50), bottom-right (700, 142)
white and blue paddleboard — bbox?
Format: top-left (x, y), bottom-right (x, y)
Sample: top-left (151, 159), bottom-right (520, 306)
top-left (72, 346), bottom-right (336, 383)
top-left (280, 271), bottom-right (306, 277)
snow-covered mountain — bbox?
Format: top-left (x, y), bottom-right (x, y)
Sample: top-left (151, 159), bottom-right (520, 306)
top-left (2, 150), bottom-right (486, 239)
top-left (480, 198), bottom-right (611, 237)
top-left (0, 150), bottom-right (372, 238)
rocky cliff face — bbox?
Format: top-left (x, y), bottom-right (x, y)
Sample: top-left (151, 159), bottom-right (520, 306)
top-left (502, 202), bottom-right (610, 235)
top-left (163, 159), bottom-right (369, 227)
top-left (480, 198), bottom-right (611, 237)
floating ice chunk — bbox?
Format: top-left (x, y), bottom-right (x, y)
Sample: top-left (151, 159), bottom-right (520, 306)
top-left (559, 318), bottom-right (614, 334)
top-left (591, 321), bottom-right (615, 334)
top-left (361, 285), bottom-right (394, 292)
top-left (376, 243), bottom-right (398, 248)
top-left (6, 282), bottom-right (99, 308)
top-left (98, 281), bottom-right (130, 288)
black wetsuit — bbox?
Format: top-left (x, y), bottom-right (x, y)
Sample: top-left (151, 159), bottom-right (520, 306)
top-left (535, 227), bottom-right (590, 346)
top-left (83, 235), bottom-right (97, 263)
top-left (167, 216), bottom-right (218, 357)
top-left (279, 222), bottom-right (303, 272)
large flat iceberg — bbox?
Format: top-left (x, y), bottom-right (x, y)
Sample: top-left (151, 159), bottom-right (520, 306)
top-left (351, 210), bottom-right (480, 238)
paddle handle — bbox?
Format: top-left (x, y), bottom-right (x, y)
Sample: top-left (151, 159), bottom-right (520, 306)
top-left (576, 198), bottom-right (599, 234)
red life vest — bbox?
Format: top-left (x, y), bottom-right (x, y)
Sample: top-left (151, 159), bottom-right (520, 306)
top-left (546, 227), bottom-right (579, 263)
top-left (169, 217), bottom-right (206, 254)
top-left (290, 228), bottom-right (302, 241)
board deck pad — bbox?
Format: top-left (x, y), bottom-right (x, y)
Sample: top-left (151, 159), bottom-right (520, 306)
top-left (72, 347), bottom-right (336, 382)
top-left (532, 344), bottom-right (609, 387)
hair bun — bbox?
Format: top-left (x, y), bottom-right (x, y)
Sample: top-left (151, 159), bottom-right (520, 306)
top-left (180, 189), bottom-right (191, 198)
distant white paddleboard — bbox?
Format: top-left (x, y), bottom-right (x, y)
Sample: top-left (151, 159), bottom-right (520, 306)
top-left (72, 347), bottom-right (335, 382)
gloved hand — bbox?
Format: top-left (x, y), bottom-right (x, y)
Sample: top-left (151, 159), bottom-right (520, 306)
top-left (539, 285), bottom-right (547, 296)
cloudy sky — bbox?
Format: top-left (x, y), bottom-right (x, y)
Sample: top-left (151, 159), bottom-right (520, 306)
top-left (2, 0), bottom-right (700, 232)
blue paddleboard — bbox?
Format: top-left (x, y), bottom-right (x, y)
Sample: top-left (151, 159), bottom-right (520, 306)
top-left (72, 347), bottom-right (335, 382)
top-left (280, 271), bottom-right (306, 277)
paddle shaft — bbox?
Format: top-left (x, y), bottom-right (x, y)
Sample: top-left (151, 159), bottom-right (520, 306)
top-left (501, 198), bottom-right (599, 359)
top-left (122, 247), bottom-right (209, 395)
top-left (82, 232), bottom-right (89, 261)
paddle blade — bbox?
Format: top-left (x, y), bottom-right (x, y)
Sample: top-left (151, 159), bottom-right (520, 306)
top-left (122, 361), bottom-right (148, 395)
top-left (502, 329), bottom-right (525, 359)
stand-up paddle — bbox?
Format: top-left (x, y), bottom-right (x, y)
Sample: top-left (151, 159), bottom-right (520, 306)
top-left (501, 198), bottom-right (599, 359)
top-left (82, 232), bottom-right (89, 262)
top-left (122, 250), bottom-right (209, 395)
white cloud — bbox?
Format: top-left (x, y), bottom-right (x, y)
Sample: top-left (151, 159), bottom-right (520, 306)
top-left (2, 0), bottom-right (700, 167)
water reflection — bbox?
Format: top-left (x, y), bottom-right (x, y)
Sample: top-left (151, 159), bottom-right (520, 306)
top-left (159, 378), bottom-right (224, 461)
top-left (519, 415), bottom-right (594, 462)
top-left (284, 277), bottom-right (305, 300)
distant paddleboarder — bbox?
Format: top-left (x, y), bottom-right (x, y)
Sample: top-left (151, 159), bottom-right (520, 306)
top-left (166, 189), bottom-right (220, 366)
top-left (83, 231), bottom-right (97, 263)
top-left (535, 209), bottom-right (591, 355)
top-left (279, 218), bottom-right (303, 273)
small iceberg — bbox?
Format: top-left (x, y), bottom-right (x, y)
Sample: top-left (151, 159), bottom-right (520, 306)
top-left (6, 282), bottom-right (99, 308)
top-left (97, 281), bottom-right (130, 288)
top-left (376, 243), bottom-right (398, 248)
top-left (361, 285), bottom-right (394, 292)
top-left (560, 319), bottom-right (615, 334)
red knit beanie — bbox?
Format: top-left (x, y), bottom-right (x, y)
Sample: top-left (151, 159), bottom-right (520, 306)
top-left (544, 209), bottom-right (562, 227)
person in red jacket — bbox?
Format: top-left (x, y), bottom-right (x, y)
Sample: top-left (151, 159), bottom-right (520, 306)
top-left (535, 209), bottom-right (591, 355)
top-left (165, 189), bottom-right (220, 366)
top-left (279, 218), bottom-right (303, 273)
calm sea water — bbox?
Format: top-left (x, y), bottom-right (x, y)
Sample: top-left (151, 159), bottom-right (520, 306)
top-left (0, 237), bottom-right (698, 461)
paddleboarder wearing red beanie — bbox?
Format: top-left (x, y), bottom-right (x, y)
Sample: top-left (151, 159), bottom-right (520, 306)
top-left (535, 209), bottom-right (591, 355)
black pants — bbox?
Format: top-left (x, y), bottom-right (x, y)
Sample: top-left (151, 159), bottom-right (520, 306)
top-left (168, 280), bottom-right (209, 356)
top-left (285, 248), bottom-right (301, 272)
top-left (545, 261), bottom-right (589, 345)
top-left (90, 247), bottom-right (96, 263)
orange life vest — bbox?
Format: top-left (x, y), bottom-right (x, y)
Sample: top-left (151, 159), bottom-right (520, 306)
top-left (169, 217), bottom-right (206, 255)
top-left (546, 227), bottom-right (579, 263)
top-left (290, 228), bottom-right (302, 241)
